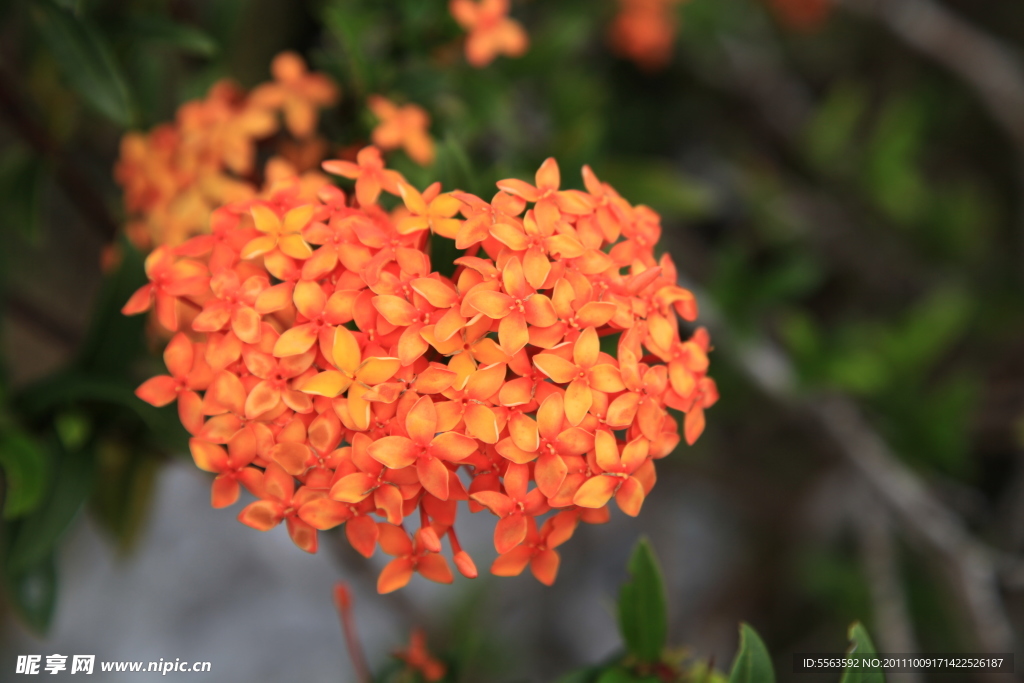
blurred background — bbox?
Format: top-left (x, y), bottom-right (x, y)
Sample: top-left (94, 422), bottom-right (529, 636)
top-left (1, 0), bottom-right (1023, 681)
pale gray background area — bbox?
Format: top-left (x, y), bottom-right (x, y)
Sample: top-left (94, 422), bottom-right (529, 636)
top-left (1, 458), bottom-right (739, 682)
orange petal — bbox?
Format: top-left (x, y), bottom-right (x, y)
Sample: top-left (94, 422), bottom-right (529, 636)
top-left (273, 323), bottom-right (319, 357)
top-left (589, 364), bottom-right (625, 393)
top-left (373, 295), bottom-right (417, 326)
top-left (499, 312), bottom-right (528, 356)
top-left (297, 498), bottom-right (349, 530)
top-left (416, 553), bottom-right (454, 584)
top-left (494, 514), bottom-right (528, 554)
top-left (430, 432), bottom-right (477, 461)
top-left (299, 370), bottom-right (352, 398)
top-left (464, 403), bottom-right (500, 443)
top-left (572, 475), bottom-right (618, 508)
top-left (573, 327), bottom-right (600, 369)
top-left (530, 548), bottom-right (560, 586)
top-left (244, 380), bottom-right (281, 419)
top-left (417, 456), bottom-right (450, 500)
top-left (563, 379), bottom-right (592, 426)
top-left (535, 452), bottom-right (567, 499)
top-left (135, 375), bottom-right (177, 407)
top-left (189, 438), bottom-right (227, 473)
top-left (271, 442), bottom-right (312, 476)
top-left (406, 396), bottom-right (439, 444)
top-left (684, 406), bottom-right (706, 446)
top-left (465, 289), bottom-right (513, 319)
top-left (491, 546), bottom-right (532, 577)
top-left (594, 430), bottom-right (621, 472)
top-left (356, 357), bottom-right (401, 385)
top-left (378, 558), bottom-right (415, 593)
top-left (211, 475), bottom-right (239, 509)
top-left (238, 500), bottom-right (280, 531)
top-left (347, 515), bottom-right (380, 558)
top-left (332, 326), bottom-right (362, 375)
top-left (615, 476), bottom-right (645, 517)
top-left (533, 354), bottom-right (579, 384)
top-left (368, 436), bottom-right (419, 469)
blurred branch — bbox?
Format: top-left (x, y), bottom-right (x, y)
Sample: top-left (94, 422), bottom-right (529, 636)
top-left (852, 485), bottom-right (920, 683)
top-left (0, 57), bottom-right (118, 243)
top-left (837, 0), bottom-right (1024, 163)
top-left (837, 0), bottom-right (1024, 262)
top-left (688, 282), bottom-right (1017, 653)
top-left (5, 290), bottom-right (81, 349)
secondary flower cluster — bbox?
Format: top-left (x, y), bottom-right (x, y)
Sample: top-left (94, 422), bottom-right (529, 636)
top-left (123, 151), bottom-right (717, 593)
top-left (610, 0), bottom-right (686, 71)
top-left (115, 52), bottom-right (338, 250)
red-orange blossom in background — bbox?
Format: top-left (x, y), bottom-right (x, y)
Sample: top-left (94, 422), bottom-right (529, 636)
top-left (120, 63), bottom-right (717, 595)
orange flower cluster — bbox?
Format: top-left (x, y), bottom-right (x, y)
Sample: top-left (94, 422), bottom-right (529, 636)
top-left (449, 0), bottom-right (528, 67)
top-left (123, 151), bottom-right (717, 593)
top-left (114, 52), bottom-right (339, 250)
top-left (609, 0), bottom-right (685, 71)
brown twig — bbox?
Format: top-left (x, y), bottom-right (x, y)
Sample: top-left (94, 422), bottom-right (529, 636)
top-left (333, 582), bottom-right (373, 683)
top-left (852, 483), bottom-right (920, 683)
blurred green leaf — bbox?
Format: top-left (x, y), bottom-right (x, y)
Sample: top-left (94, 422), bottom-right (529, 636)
top-left (6, 441), bottom-right (94, 575)
top-left (804, 82), bottom-right (867, 173)
top-left (0, 429), bottom-right (51, 519)
top-left (31, 0), bottom-right (134, 126)
top-left (0, 147), bottom-right (45, 242)
top-left (555, 668), bottom-right (603, 683)
top-left (3, 551), bottom-right (57, 635)
top-left (863, 94), bottom-right (928, 225)
top-left (90, 440), bottom-right (159, 551)
top-left (54, 411), bottom-right (91, 451)
top-left (840, 623), bottom-right (884, 683)
top-left (884, 287), bottom-right (970, 381)
top-left (124, 15), bottom-right (218, 57)
top-left (618, 537), bottom-right (667, 664)
top-left (600, 161), bottom-right (716, 220)
top-left (729, 623), bottom-right (774, 683)
top-left (596, 668), bottom-right (640, 683)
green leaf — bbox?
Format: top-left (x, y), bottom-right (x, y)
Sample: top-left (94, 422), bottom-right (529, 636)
top-left (596, 668), bottom-right (643, 683)
top-left (555, 668), bottom-right (603, 683)
top-left (90, 440), bottom-right (160, 551)
top-left (618, 537), bottom-right (667, 664)
top-left (3, 551), bottom-right (58, 635)
top-left (0, 146), bottom-right (45, 241)
top-left (6, 441), bottom-right (94, 575)
top-left (124, 15), bottom-right (218, 57)
top-left (0, 429), bottom-right (51, 519)
top-left (31, 0), bottom-right (133, 126)
top-left (728, 623), bottom-right (774, 683)
top-left (840, 623), bottom-right (884, 683)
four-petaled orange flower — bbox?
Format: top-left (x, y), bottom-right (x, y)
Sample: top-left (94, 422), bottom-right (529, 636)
top-left (367, 395), bottom-right (477, 500)
top-left (450, 0), bottom-right (529, 67)
top-left (369, 95), bottom-right (436, 166)
top-left (323, 146), bottom-right (403, 207)
top-left (394, 629), bottom-right (447, 682)
top-left (251, 51), bottom-right (340, 138)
